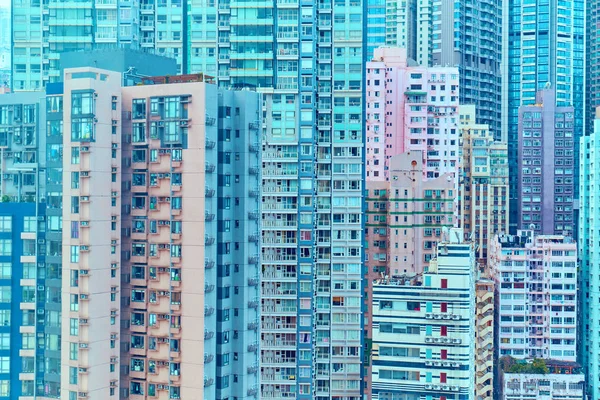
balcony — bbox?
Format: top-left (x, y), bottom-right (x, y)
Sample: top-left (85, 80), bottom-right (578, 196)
top-left (249, 143), bottom-right (260, 153)
top-left (205, 139), bottom-right (216, 149)
top-left (205, 259), bottom-right (215, 269)
top-left (204, 307), bottom-right (215, 316)
top-left (204, 354), bottom-right (214, 364)
top-left (205, 235), bottom-right (215, 245)
top-left (204, 330), bottom-right (214, 340)
top-left (205, 187), bottom-right (215, 197)
top-left (205, 284), bottom-right (215, 293)
top-left (204, 377), bottom-right (214, 387)
top-left (205, 163), bottom-right (216, 173)
top-left (205, 212), bottom-right (215, 221)
top-left (205, 115), bottom-right (216, 126)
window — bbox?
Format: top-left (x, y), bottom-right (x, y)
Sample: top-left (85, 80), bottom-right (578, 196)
top-left (23, 217), bottom-right (35, 233)
top-left (0, 217), bottom-right (11, 232)
top-left (0, 357), bottom-right (9, 373)
top-left (71, 147), bottom-right (80, 164)
top-left (21, 334), bottom-right (34, 349)
top-left (71, 92), bottom-right (94, 115)
top-left (70, 246), bottom-right (79, 263)
top-left (0, 333), bottom-right (9, 350)
top-left (70, 318), bottom-right (79, 336)
top-left (0, 263), bottom-right (10, 279)
top-left (0, 380), bottom-right (8, 396)
top-left (70, 343), bottom-right (78, 360)
top-left (0, 240), bottom-right (10, 256)
top-left (0, 287), bottom-right (10, 303)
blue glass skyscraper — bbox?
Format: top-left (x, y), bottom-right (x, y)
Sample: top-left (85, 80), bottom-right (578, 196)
top-left (502, 0), bottom-right (584, 233)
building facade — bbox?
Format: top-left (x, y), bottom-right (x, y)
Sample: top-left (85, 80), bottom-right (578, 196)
top-left (380, 0), bottom-right (501, 137)
top-left (365, 151), bottom-right (455, 278)
top-left (490, 230), bottom-right (577, 362)
top-left (364, 151), bottom-right (455, 397)
top-left (517, 89), bottom-right (575, 236)
top-left (475, 278), bottom-right (494, 400)
top-left (500, 362), bottom-right (585, 400)
top-left (579, 107), bottom-right (600, 399)
top-left (459, 105), bottom-right (509, 262)
top-left (371, 228), bottom-right (476, 400)
top-left (15, 0), bottom-right (369, 395)
top-left (502, 0), bottom-right (584, 232)
top-left (587, 0), bottom-right (600, 136)
top-left (57, 67), bottom-right (261, 400)
top-left (0, 91), bottom-right (60, 399)
top-left (366, 47), bottom-right (460, 183)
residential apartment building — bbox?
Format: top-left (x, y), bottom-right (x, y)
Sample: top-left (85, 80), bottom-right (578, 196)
top-left (517, 89), bottom-right (575, 236)
top-left (370, 228), bottom-right (476, 399)
top-left (0, 91), bottom-right (61, 399)
top-left (364, 151), bottom-right (454, 397)
top-left (502, 0), bottom-right (584, 232)
top-left (459, 105), bottom-right (509, 262)
top-left (579, 106), bottom-right (600, 399)
top-left (475, 278), bottom-right (494, 400)
top-left (382, 0), bottom-right (501, 136)
top-left (258, 3), bottom-right (365, 399)
top-left (366, 47), bottom-right (460, 183)
top-left (57, 67), bottom-right (261, 400)
top-left (0, 6), bottom-right (9, 85)
top-left (490, 230), bottom-right (578, 362)
top-left (365, 151), bottom-right (455, 278)
top-left (587, 0), bottom-right (600, 136)
top-left (17, 0), bottom-right (368, 395)
top-left (499, 361), bottom-right (585, 400)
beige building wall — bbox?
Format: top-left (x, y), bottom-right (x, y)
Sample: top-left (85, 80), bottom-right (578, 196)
top-left (61, 68), bottom-right (123, 400)
top-left (459, 105), bottom-right (509, 263)
top-left (475, 279), bottom-right (494, 399)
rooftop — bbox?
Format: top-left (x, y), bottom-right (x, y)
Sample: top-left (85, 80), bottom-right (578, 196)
top-left (500, 357), bottom-right (582, 375)
top-left (140, 73), bottom-right (216, 86)
top-left (497, 230), bottom-right (574, 248)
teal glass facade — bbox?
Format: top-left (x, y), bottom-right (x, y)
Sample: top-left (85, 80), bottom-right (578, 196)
top-left (502, 0), bottom-right (584, 233)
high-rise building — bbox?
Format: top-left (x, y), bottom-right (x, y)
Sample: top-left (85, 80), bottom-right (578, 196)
top-left (258, 2), bottom-right (365, 398)
top-left (517, 89), bottom-right (575, 236)
top-left (0, 6), bottom-right (9, 86)
top-left (56, 67), bottom-right (260, 400)
top-left (490, 230), bottom-right (578, 362)
top-left (475, 278), bottom-right (494, 400)
top-left (0, 91), bottom-right (60, 399)
top-left (579, 106), bottom-right (600, 399)
top-left (18, 0), bottom-right (368, 395)
top-left (363, 152), bottom-right (455, 396)
top-left (370, 228), bottom-right (476, 399)
top-left (458, 105), bottom-right (509, 262)
top-left (366, 47), bottom-right (460, 183)
top-left (587, 0), bottom-right (600, 136)
top-left (365, 152), bottom-right (455, 278)
top-left (379, 0), bottom-right (501, 136)
top-left (502, 0), bottom-right (584, 232)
